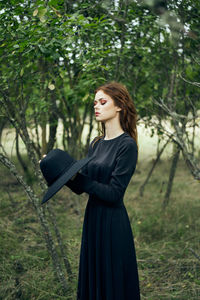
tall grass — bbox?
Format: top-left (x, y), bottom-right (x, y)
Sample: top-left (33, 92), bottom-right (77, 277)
top-left (0, 156), bottom-right (199, 299)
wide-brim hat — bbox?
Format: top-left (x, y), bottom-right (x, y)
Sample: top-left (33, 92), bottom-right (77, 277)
top-left (39, 149), bottom-right (93, 204)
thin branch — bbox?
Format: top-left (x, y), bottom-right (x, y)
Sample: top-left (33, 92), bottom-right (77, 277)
top-left (179, 73), bottom-right (200, 88)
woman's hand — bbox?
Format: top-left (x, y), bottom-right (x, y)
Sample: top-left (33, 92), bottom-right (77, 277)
top-left (39, 154), bottom-right (46, 163)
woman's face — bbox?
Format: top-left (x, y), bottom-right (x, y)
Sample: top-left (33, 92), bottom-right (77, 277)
top-left (94, 90), bottom-right (121, 122)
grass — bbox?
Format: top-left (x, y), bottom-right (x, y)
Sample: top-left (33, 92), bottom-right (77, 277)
top-left (0, 155), bottom-right (200, 299)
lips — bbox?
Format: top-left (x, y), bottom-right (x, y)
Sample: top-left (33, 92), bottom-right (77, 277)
top-left (95, 112), bottom-right (100, 115)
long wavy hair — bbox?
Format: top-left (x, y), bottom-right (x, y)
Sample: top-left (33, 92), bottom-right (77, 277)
top-left (92, 81), bottom-right (139, 155)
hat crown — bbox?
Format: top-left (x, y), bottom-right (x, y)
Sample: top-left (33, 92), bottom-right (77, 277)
top-left (40, 149), bottom-right (76, 186)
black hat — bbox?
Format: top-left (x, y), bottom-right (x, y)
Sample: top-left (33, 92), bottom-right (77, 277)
top-left (39, 149), bottom-right (93, 204)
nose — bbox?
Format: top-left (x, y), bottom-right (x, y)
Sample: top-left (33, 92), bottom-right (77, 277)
top-left (94, 102), bottom-right (100, 110)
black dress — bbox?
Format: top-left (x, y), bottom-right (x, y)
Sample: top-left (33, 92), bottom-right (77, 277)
top-left (66, 132), bottom-right (140, 300)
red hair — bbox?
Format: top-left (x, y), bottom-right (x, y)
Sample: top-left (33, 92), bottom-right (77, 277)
top-left (92, 81), bottom-right (139, 154)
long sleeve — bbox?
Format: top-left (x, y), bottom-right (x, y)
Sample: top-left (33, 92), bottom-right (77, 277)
top-left (65, 173), bottom-right (84, 195)
top-left (66, 140), bottom-right (138, 204)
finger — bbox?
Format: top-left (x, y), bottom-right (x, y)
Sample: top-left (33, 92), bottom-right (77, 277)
top-left (39, 154), bottom-right (46, 163)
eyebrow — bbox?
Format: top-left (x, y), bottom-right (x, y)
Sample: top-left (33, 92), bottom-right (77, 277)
top-left (94, 98), bottom-right (107, 101)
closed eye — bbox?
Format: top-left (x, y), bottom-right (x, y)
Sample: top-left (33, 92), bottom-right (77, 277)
top-left (93, 100), bottom-right (107, 106)
top-left (101, 101), bottom-right (107, 105)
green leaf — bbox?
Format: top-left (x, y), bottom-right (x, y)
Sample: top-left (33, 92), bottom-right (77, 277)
top-left (20, 68), bottom-right (24, 77)
top-left (33, 9), bottom-right (38, 16)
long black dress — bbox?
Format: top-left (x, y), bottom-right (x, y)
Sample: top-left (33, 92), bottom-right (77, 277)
top-left (66, 132), bottom-right (140, 300)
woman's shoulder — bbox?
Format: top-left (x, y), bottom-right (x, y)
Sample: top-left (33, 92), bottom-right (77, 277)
top-left (116, 134), bottom-right (138, 163)
top-left (88, 132), bottom-right (137, 153)
top-left (120, 133), bottom-right (137, 150)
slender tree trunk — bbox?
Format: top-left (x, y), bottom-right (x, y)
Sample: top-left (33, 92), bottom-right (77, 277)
top-left (47, 118), bottom-right (58, 153)
top-left (0, 98), bottom-right (71, 292)
top-left (41, 123), bottom-right (47, 156)
top-left (156, 135), bottom-right (162, 160)
top-left (162, 143), bottom-right (181, 210)
top-left (191, 108), bottom-right (196, 156)
top-left (139, 138), bottom-right (170, 197)
top-left (85, 104), bottom-right (94, 155)
top-left (47, 92), bottom-right (59, 153)
top-left (62, 124), bottom-right (66, 150)
top-left (33, 103), bottom-right (41, 157)
top-left (115, 0), bottom-right (128, 81)
top-left (16, 118), bottom-right (72, 287)
top-left (0, 151), bottom-right (68, 293)
top-left (15, 130), bottom-right (32, 182)
top-left (0, 116), bottom-right (7, 144)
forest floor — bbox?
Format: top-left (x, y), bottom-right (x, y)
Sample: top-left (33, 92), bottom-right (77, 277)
top-left (0, 152), bottom-right (200, 300)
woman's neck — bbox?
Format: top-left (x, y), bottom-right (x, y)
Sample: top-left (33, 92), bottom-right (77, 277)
top-left (104, 129), bottom-right (125, 140)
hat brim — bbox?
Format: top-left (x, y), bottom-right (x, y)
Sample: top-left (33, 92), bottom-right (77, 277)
top-left (42, 156), bottom-right (93, 204)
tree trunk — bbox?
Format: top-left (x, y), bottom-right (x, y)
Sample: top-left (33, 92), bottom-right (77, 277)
top-left (0, 98), bottom-right (71, 293)
top-left (0, 116), bottom-right (7, 144)
top-left (41, 123), bottom-right (47, 156)
top-left (47, 92), bottom-right (59, 153)
top-left (139, 138), bottom-right (170, 197)
top-left (15, 130), bottom-right (32, 183)
top-left (162, 143), bottom-right (181, 209)
top-left (33, 103), bottom-right (41, 157)
top-left (0, 152), bottom-right (68, 293)
top-left (85, 104), bottom-right (94, 156)
top-left (191, 108), bottom-right (196, 156)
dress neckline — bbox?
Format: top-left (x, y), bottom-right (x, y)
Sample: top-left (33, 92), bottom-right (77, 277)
top-left (101, 132), bottom-right (126, 142)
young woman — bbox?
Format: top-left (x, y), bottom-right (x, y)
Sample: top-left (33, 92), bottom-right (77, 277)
top-left (66, 82), bottom-right (140, 300)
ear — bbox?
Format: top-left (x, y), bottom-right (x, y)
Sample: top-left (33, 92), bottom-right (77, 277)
top-left (116, 106), bottom-right (122, 112)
